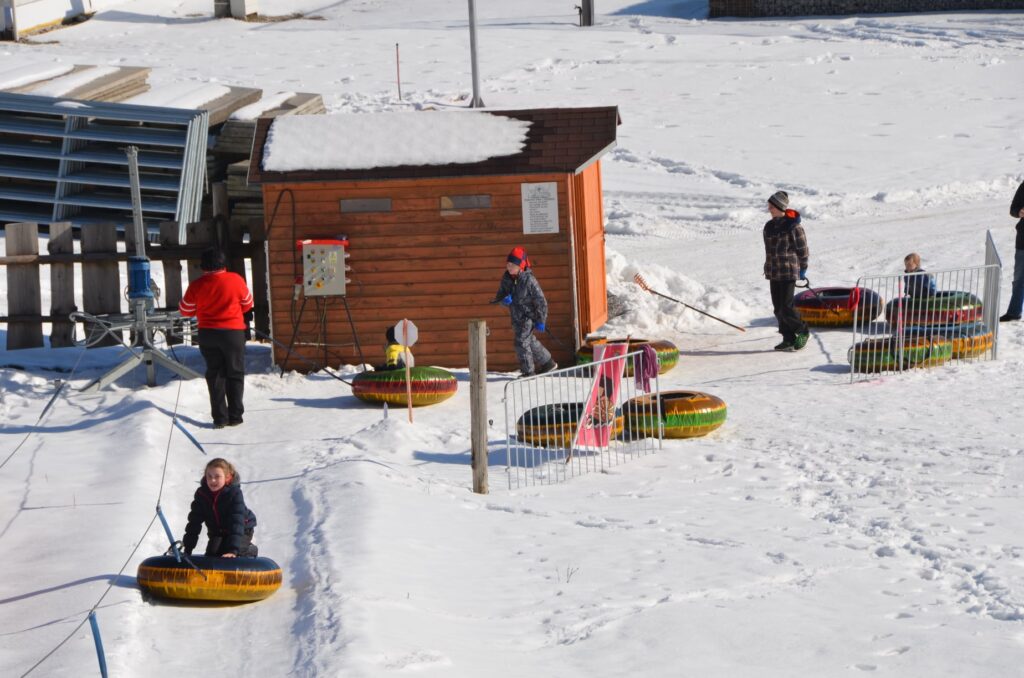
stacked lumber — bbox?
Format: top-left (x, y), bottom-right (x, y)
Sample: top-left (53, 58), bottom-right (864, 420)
top-left (227, 161), bottom-right (265, 232)
top-left (7, 65), bottom-right (151, 102)
top-left (212, 93), bottom-right (326, 232)
top-left (214, 93), bottom-right (326, 155)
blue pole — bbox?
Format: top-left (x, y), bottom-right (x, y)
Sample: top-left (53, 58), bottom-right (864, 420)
top-left (155, 505), bottom-right (181, 562)
top-left (88, 611), bottom-right (109, 678)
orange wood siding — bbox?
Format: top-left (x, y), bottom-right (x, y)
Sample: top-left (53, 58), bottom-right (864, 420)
top-left (262, 174), bottom-right (578, 372)
top-left (570, 162), bottom-right (609, 335)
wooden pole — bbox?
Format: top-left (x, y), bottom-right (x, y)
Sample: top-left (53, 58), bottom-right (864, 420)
top-left (48, 222), bottom-right (76, 348)
top-left (469, 319), bottom-right (488, 494)
top-left (5, 223), bottom-right (43, 349)
top-left (404, 318), bottom-right (413, 423)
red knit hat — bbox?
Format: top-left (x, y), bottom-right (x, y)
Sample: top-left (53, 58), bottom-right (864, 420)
top-left (507, 246), bottom-right (531, 270)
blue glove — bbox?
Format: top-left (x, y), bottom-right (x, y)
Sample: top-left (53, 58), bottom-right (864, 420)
top-left (500, 294), bottom-right (512, 306)
top-left (535, 322), bottom-right (546, 332)
top-left (798, 268), bottom-right (807, 280)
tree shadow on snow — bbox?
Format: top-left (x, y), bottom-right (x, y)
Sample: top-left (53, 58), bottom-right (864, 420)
top-left (611, 1), bottom-right (709, 20)
top-left (0, 574), bottom-right (136, 606)
top-left (413, 440), bottom-right (509, 467)
top-left (269, 394), bottom-right (367, 410)
top-left (92, 10), bottom-right (213, 25)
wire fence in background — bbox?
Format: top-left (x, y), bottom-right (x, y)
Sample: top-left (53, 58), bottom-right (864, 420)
top-left (849, 257), bottom-right (1000, 381)
top-left (503, 351), bottom-right (662, 488)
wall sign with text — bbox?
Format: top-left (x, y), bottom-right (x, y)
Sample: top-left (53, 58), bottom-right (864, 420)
top-left (520, 182), bottom-right (559, 234)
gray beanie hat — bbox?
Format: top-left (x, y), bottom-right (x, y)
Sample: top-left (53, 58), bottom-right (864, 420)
top-left (768, 191), bottom-right (789, 211)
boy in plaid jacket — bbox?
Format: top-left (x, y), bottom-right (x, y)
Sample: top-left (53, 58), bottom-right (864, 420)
top-left (763, 191), bottom-right (810, 351)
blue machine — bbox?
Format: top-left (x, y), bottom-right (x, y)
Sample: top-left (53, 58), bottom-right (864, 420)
top-left (128, 256), bottom-right (154, 309)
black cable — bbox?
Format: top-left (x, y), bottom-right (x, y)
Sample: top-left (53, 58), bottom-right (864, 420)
top-left (251, 327), bottom-right (353, 386)
top-left (341, 296), bottom-right (367, 368)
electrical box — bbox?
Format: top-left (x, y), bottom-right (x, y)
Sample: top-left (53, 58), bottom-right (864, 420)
top-left (298, 239), bottom-right (349, 296)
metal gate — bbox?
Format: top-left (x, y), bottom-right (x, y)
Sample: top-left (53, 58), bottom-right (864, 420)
top-left (849, 234), bottom-right (1001, 380)
top-left (503, 350), bottom-right (662, 488)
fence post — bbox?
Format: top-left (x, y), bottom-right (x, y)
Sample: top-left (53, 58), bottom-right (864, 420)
top-left (185, 220), bottom-right (216, 282)
top-left (81, 223), bottom-right (122, 347)
top-left (48, 222), bottom-right (76, 348)
top-left (5, 222), bottom-right (43, 349)
top-left (159, 222), bottom-right (184, 344)
top-left (249, 220), bottom-right (270, 337)
top-left (469, 320), bottom-right (489, 494)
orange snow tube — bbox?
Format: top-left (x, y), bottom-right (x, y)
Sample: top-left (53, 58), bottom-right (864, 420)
top-left (137, 555), bottom-right (282, 602)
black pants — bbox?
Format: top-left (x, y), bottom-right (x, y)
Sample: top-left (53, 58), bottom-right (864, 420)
top-left (198, 328), bottom-right (246, 425)
top-left (205, 529), bottom-right (257, 557)
top-left (769, 280), bottom-right (808, 342)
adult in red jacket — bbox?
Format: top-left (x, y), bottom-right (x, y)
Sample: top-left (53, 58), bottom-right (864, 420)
top-left (180, 248), bottom-right (253, 428)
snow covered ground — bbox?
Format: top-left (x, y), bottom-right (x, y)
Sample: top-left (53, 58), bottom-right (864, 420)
top-left (2, 1), bottom-right (1024, 676)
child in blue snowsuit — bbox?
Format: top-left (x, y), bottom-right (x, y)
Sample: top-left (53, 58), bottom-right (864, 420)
top-left (493, 247), bottom-right (557, 376)
top-left (903, 253), bottom-right (936, 297)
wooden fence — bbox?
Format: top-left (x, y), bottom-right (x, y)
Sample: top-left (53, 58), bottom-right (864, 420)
top-left (1, 214), bottom-right (269, 351)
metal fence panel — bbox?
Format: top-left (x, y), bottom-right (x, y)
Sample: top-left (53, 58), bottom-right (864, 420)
top-left (850, 256), bottom-right (1000, 381)
top-left (503, 350), bottom-right (662, 489)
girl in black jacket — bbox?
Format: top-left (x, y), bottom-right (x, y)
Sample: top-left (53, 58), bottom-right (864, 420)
top-left (182, 458), bottom-right (258, 558)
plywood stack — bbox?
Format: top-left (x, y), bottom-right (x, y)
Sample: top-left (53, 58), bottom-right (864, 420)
top-left (214, 93), bottom-right (326, 155)
top-left (211, 93), bottom-right (326, 234)
top-left (7, 65), bottom-right (151, 102)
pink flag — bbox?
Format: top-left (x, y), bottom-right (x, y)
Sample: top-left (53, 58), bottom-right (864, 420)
top-left (573, 343), bottom-right (629, 449)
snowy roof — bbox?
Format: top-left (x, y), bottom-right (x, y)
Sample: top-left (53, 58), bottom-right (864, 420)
top-left (249, 106), bottom-right (620, 184)
top-left (261, 112), bottom-right (531, 172)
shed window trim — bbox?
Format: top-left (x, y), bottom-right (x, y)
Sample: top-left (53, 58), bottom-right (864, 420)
top-left (340, 198), bottom-right (392, 213)
top-left (440, 194), bottom-right (492, 215)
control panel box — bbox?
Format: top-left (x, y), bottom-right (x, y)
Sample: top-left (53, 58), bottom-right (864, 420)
top-left (298, 239), bottom-right (349, 296)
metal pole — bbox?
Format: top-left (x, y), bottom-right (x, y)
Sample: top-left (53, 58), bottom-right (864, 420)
top-left (467, 0), bottom-right (484, 108)
top-left (126, 146), bottom-right (146, 259)
top-left (469, 320), bottom-right (488, 493)
top-left (88, 611), bottom-right (110, 678)
top-left (581, 0), bottom-right (594, 27)
top-left (395, 43), bottom-right (402, 101)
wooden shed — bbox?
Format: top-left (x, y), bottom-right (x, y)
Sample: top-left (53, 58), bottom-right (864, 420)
top-left (248, 106), bottom-right (619, 372)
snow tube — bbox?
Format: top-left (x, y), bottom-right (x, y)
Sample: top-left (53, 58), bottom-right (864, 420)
top-left (136, 555), bottom-right (282, 602)
top-left (884, 291), bottom-right (983, 326)
top-left (793, 286), bottom-right (883, 327)
top-left (575, 338), bottom-right (678, 375)
top-left (515, 402), bottom-right (624, 448)
top-left (624, 390), bottom-right (727, 439)
top-left (902, 321), bottom-right (993, 359)
top-left (848, 335), bottom-right (953, 373)
top-left (351, 366), bottom-right (457, 407)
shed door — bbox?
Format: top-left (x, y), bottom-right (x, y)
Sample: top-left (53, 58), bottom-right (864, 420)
top-left (571, 162), bottom-right (608, 335)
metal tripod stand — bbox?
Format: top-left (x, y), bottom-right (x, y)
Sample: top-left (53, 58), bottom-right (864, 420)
top-left (78, 146), bottom-right (202, 393)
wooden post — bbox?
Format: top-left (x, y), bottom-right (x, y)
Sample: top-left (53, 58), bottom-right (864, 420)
top-left (249, 220), bottom-right (270, 337)
top-left (5, 223), bottom-right (43, 349)
top-left (48, 222), bottom-right (76, 348)
top-left (185, 220), bottom-right (216, 282)
top-left (404, 318), bottom-right (413, 423)
top-left (469, 319), bottom-right (489, 494)
top-left (160, 222), bottom-right (184, 345)
top-left (80, 223), bottom-right (121, 347)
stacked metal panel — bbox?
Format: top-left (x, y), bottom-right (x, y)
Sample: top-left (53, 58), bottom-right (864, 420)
top-left (0, 92), bottom-right (208, 242)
